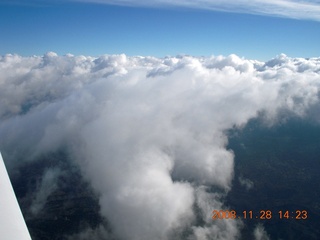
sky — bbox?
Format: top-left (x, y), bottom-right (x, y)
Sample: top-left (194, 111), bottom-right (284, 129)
top-left (0, 0), bottom-right (320, 60)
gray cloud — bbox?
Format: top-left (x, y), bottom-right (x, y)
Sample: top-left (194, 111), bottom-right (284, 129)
top-left (1, 53), bottom-right (320, 239)
top-left (253, 224), bottom-right (270, 240)
top-left (30, 167), bottom-right (62, 215)
top-left (67, 224), bottom-right (116, 240)
top-left (238, 176), bottom-right (254, 191)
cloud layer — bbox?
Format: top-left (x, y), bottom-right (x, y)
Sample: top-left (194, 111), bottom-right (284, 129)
top-left (74, 0), bottom-right (320, 21)
top-left (5, 0), bottom-right (320, 21)
top-left (1, 52), bottom-right (320, 239)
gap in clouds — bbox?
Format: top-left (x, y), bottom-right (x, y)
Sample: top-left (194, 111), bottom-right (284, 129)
top-left (10, 150), bottom-right (107, 240)
top-left (226, 115), bottom-right (320, 240)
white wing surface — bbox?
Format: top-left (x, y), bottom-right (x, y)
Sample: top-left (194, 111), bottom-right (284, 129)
top-left (0, 152), bottom-right (32, 240)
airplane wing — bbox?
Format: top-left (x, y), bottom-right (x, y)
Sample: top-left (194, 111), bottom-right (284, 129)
top-left (0, 152), bottom-right (32, 240)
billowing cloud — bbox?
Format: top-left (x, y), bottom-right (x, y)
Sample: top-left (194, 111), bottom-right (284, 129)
top-left (0, 52), bottom-right (320, 239)
top-left (71, 0), bottom-right (320, 21)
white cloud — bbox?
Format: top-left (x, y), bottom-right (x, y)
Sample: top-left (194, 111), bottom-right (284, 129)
top-left (190, 187), bottom-right (243, 240)
top-left (73, 0), bottom-right (320, 21)
top-left (0, 53), bottom-right (320, 239)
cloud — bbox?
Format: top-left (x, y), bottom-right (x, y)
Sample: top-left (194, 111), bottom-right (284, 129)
top-left (253, 224), bottom-right (270, 240)
top-left (238, 176), bottom-right (254, 191)
top-left (72, 0), bottom-right (320, 21)
top-left (67, 224), bottom-right (116, 240)
top-left (5, 0), bottom-right (320, 21)
top-left (30, 167), bottom-right (62, 215)
top-left (0, 53), bottom-right (320, 239)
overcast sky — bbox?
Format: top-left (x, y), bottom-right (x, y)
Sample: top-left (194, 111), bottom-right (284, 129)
top-left (0, 0), bottom-right (320, 60)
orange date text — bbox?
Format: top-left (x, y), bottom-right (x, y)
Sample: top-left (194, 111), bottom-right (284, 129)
top-left (212, 210), bottom-right (308, 220)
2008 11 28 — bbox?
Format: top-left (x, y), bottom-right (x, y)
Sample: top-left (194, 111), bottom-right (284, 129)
top-left (212, 210), bottom-right (308, 220)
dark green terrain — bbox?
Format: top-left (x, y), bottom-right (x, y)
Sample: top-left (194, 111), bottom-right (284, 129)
top-left (11, 151), bottom-right (105, 240)
top-left (226, 117), bottom-right (320, 240)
